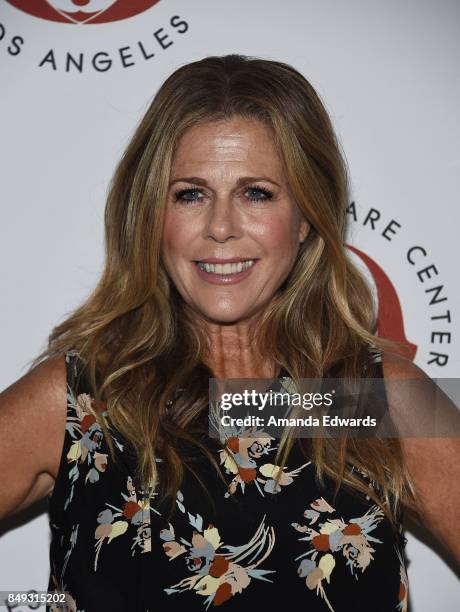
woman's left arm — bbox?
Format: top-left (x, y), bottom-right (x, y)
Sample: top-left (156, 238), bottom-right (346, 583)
top-left (381, 351), bottom-right (460, 569)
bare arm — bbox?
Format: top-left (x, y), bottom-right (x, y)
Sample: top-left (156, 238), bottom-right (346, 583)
top-left (0, 355), bottom-right (67, 520)
top-left (381, 351), bottom-right (460, 568)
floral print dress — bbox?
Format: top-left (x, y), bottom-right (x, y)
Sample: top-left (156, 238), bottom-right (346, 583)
top-left (47, 350), bottom-right (409, 611)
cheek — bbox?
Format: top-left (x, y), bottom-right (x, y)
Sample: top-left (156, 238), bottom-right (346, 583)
top-left (254, 214), bottom-right (299, 255)
top-left (161, 213), bottom-right (195, 258)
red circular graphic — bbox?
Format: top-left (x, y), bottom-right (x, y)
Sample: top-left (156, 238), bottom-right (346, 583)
top-left (347, 244), bottom-right (417, 360)
top-left (5, 0), bottom-right (161, 24)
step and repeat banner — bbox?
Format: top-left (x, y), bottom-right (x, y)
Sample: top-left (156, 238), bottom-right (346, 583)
top-left (0, 0), bottom-right (458, 610)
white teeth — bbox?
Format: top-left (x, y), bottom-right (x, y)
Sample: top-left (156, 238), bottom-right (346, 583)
top-left (197, 260), bottom-right (256, 274)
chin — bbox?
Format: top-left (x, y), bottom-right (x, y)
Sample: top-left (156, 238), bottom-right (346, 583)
top-left (198, 307), bottom-right (253, 325)
top-left (204, 313), bottom-right (246, 324)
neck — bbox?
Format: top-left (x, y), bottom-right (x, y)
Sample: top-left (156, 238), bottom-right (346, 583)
top-left (191, 312), bottom-right (276, 379)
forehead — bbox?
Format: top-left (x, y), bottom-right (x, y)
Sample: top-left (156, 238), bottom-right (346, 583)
top-left (171, 117), bottom-right (283, 175)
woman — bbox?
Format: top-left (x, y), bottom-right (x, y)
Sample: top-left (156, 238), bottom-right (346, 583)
top-left (0, 54), bottom-right (458, 611)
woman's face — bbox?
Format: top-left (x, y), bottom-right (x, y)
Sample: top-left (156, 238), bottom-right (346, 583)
top-left (161, 117), bottom-right (309, 324)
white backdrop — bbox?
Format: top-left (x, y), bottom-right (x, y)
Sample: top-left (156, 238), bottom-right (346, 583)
top-left (0, 0), bottom-right (459, 610)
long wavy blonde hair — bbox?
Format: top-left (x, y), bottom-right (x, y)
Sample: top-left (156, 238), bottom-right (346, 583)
top-left (32, 54), bottom-right (418, 526)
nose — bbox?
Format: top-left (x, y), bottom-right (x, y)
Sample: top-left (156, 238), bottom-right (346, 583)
top-left (205, 196), bottom-right (240, 242)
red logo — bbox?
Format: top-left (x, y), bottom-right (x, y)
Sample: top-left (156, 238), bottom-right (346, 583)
top-left (5, 1), bottom-right (161, 24)
top-left (348, 245), bottom-right (417, 360)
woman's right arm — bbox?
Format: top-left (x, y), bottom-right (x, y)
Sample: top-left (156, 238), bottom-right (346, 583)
top-left (0, 355), bottom-right (67, 520)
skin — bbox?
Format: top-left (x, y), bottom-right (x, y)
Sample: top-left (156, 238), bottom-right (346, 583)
top-left (161, 117), bottom-right (309, 379)
top-left (0, 118), bottom-right (458, 577)
top-left (380, 353), bottom-right (460, 570)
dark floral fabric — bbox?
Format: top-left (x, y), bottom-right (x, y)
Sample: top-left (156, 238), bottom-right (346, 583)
top-left (47, 349), bottom-right (408, 611)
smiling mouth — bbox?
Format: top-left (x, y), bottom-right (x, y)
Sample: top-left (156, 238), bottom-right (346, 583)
top-left (194, 259), bottom-right (257, 275)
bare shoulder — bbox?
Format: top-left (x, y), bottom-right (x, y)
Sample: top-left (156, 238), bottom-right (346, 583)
top-left (380, 350), bottom-right (429, 380)
top-left (380, 349), bottom-right (458, 442)
top-left (0, 355), bottom-right (67, 519)
top-left (0, 355), bottom-right (67, 441)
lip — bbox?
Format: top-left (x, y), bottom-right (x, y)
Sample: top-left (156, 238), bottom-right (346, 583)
top-left (194, 257), bottom-right (259, 264)
top-left (193, 259), bottom-right (259, 285)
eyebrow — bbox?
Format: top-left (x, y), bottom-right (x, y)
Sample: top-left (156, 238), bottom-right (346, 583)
top-left (168, 176), bottom-right (281, 188)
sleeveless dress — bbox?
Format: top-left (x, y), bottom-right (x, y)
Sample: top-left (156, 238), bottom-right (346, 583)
top-left (47, 349), bottom-right (409, 611)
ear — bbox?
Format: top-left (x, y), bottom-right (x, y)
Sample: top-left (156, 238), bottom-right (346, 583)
top-left (299, 219), bottom-right (310, 244)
